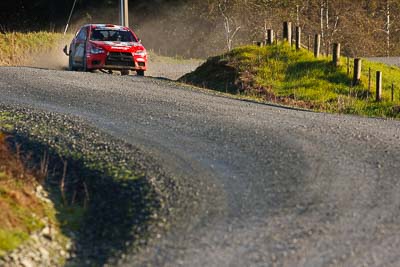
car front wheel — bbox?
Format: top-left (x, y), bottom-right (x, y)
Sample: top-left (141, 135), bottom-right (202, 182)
top-left (136, 70), bottom-right (145, 76)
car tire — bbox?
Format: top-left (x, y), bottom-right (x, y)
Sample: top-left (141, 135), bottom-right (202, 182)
top-left (121, 70), bottom-right (130, 76)
top-left (68, 55), bottom-right (76, 71)
top-left (136, 70), bottom-right (145, 76)
top-left (82, 52), bottom-right (88, 72)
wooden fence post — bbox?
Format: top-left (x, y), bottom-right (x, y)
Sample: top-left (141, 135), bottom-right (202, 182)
top-left (376, 71), bottom-right (382, 101)
top-left (392, 83), bottom-right (394, 101)
top-left (332, 43), bottom-right (341, 67)
top-left (368, 67), bottom-right (371, 98)
top-left (295, 26), bottom-right (301, 50)
top-left (314, 34), bottom-right (321, 58)
top-left (267, 29), bottom-right (274, 45)
top-left (353, 58), bottom-right (362, 86)
top-left (283, 22), bottom-right (292, 45)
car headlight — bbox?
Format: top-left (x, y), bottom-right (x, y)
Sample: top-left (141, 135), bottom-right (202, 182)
top-left (134, 50), bottom-right (147, 56)
top-left (90, 46), bottom-right (105, 54)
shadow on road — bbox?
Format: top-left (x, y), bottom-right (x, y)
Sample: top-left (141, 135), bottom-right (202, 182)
top-left (9, 134), bottom-right (158, 266)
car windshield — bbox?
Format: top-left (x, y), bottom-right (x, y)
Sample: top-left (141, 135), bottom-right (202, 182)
top-left (90, 29), bottom-right (137, 42)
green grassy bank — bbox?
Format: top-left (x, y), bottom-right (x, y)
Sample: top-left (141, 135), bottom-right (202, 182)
top-left (0, 131), bottom-right (55, 256)
top-left (181, 44), bottom-right (400, 119)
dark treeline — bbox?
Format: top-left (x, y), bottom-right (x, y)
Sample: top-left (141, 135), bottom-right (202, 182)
top-left (0, 0), bottom-right (178, 31)
top-left (1, 0), bottom-right (400, 58)
top-left (0, 0), bottom-right (117, 31)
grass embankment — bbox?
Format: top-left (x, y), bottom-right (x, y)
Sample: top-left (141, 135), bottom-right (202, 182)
top-left (0, 132), bottom-right (53, 256)
top-left (181, 44), bottom-right (400, 118)
top-left (0, 32), bottom-right (68, 66)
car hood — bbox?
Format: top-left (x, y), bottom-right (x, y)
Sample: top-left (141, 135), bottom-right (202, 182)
top-left (90, 40), bottom-right (145, 52)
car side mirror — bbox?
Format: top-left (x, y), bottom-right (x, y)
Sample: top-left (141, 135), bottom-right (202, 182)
top-left (138, 39), bottom-right (142, 44)
top-left (63, 45), bottom-right (69, 56)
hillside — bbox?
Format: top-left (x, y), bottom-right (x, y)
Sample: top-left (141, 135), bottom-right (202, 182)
top-left (180, 43), bottom-right (400, 118)
top-left (1, 1), bottom-right (400, 58)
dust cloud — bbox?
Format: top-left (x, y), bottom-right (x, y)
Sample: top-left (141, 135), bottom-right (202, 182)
top-left (27, 2), bottom-right (221, 71)
top-left (132, 4), bottom-right (225, 58)
top-left (65, 2), bottom-right (226, 59)
top-left (27, 42), bottom-right (69, 70)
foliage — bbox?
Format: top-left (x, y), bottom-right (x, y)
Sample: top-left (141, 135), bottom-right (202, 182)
top-left (0, 133), bottom-right (47, 256)
top-left (0, 230), bottom-right (29, 256)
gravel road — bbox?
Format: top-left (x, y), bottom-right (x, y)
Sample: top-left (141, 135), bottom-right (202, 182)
top-left (367, 57), bottom-right (400, 67)
top-left (1, 67), bottom-right (400, 267)
top-left (146, 55), bottom-right (203, 80)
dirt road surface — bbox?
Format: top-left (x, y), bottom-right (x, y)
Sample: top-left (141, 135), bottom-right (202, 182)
top-left (1, 67), bottom-right (400, 267)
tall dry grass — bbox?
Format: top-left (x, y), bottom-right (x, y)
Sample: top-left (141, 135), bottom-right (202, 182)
top-left (0, 32), bottom-right (70, 66)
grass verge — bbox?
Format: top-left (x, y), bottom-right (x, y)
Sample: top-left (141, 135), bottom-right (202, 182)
top-left (0, 132), bottom-right (50, 256)
top-left (0, 32), bottom-right (70, 66)
top-left (180, 44), bottom-right (400, 119)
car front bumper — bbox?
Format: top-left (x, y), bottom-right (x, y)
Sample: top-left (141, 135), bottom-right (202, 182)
top-left (86, 52), bottom-right (147, 71)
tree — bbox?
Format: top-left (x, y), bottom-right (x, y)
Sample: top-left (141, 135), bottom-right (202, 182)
top-left (218, 0), bottom-right (241, 51)
top-left (384, 0), bottom-right (391, 56)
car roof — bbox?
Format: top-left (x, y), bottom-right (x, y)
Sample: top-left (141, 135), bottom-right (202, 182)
top-left (83, 24), bottom-right (131, 31)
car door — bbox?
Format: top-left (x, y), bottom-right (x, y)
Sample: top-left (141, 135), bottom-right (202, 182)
top-left (72, 27), bottom-right (88, 66)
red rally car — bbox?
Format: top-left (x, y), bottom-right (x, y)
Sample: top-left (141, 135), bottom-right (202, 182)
top-left (64, 24), bottom-right (147, 76)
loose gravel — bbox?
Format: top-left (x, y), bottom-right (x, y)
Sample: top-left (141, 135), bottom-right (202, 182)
top-left (1, 67), bottom-right (400, 266)
top-left (146, 54), bottom-right (203, 80)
